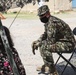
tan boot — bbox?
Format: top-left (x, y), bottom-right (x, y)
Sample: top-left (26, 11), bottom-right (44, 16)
top-left (45, 66), bottom-right (50, 73)
top-left (50, 70), bottom-right (59, 75)
top-left (49, 65), bottom-right (59, 75)
top-left (53, 70), bottom-right (59, 75)
top-left (36, 65), bottom-right (45, 72)
top-left (36, 65), bottom-right (50, 73)
top-left (36, 66), bottom-right (42, 71)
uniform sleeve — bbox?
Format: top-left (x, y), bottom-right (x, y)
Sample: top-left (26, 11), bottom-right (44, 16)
top-left (46, 21), bottom-right (57, 44)
top-left (37, 32), bottom-right (47, 42)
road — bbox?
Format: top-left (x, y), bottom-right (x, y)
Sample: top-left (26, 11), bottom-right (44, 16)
top-left (1, 12), bottom-right (76, 75)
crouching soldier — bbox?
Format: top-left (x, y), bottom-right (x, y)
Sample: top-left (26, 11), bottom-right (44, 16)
top-left (32, 5), bottom-right (75, 75)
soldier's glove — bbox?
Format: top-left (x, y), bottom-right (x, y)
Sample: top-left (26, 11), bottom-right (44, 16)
top-left (32, 41), bottom-right (39, 55)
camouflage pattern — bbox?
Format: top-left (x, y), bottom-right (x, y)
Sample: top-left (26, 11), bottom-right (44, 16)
top-left (38, 5), bottom-right (49, 16)
top-left (37, 15), bottom-right (76, 70)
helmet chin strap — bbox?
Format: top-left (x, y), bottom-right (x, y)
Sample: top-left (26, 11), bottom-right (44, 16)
top-left (40, 11), bottom-right (50, 19)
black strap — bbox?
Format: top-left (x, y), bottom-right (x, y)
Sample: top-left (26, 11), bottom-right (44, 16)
top-left (0, 20), bottom-right (20, 75)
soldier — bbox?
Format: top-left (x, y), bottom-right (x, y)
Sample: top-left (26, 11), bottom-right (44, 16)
top-left (32, 5), bottom-right (76, 75)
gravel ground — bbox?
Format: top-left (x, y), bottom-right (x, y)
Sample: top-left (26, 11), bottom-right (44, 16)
top-left (1, 12), bottom-right (76, 75)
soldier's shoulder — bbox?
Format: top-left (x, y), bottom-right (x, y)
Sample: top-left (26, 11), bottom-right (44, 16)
top-left (50, 16), bottom-right (61, 23)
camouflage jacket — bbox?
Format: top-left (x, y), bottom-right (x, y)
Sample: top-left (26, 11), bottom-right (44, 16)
top-left (38, 16), bottom-right (76, 47)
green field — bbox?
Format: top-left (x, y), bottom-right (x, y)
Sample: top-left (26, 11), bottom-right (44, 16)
top-left (3, 11), bottom-right (76, 19)
top-left (3, 12), bottom-right (39, 19)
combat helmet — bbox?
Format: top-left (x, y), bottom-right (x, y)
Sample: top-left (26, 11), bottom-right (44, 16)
top-left (38, 5), bottom-right (49, 16)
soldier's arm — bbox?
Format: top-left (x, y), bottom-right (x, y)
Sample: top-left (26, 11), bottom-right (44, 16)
top-left (37, 32), bottom-right (47, 42)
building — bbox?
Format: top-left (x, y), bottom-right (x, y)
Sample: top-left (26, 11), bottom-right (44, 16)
top-left (72, 0), bottom-right (76, 8)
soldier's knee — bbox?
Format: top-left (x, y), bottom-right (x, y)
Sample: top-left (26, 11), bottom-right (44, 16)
top-left (46, 56), bottom-right (54, 62)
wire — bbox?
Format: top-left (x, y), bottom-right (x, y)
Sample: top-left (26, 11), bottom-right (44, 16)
top-left (9, 7), bottom-right (22, 29)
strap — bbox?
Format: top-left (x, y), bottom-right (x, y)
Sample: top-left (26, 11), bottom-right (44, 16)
top-left (0, 20), bottom-right (20, 75)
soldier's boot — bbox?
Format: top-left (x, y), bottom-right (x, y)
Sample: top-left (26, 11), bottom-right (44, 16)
top-left (36, 64), bottom-right (50, 73)
top-left (45, 66), bottom-right (49, 73)
top-left (36, 65), bottom-right (45, 73)
top-left (49, 65), bottom-right (59, 75)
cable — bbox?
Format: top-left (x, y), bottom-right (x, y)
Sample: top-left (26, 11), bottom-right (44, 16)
top-left (9, 7), bottom-right (22, 29)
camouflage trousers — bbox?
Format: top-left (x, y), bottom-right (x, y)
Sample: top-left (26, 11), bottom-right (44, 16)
top-left (39, 40), bottom-right (74, 66)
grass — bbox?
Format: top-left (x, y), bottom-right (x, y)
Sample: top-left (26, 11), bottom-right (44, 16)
top-left (3, 12), bottom-right (39, 19)
top-left (3, 11), bottom-right (76, 19)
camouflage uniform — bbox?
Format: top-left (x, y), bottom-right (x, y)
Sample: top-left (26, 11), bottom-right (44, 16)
top-left (32, 5), bottom-right (75, 74)
top-left (37, 15), bottom-right (76, 72)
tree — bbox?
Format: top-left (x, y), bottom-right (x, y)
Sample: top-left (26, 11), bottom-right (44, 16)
top-left (0, 0), bottom-right (50, 12)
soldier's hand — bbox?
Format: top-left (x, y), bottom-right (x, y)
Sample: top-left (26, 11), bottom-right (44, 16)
top-left (32, 41), bottom-right (39, 55)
